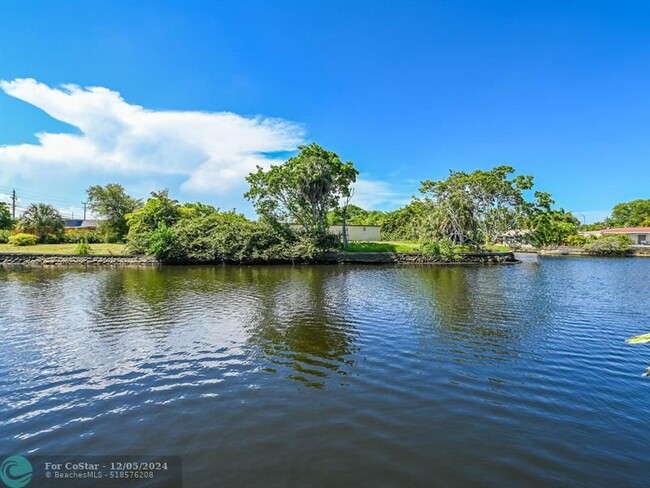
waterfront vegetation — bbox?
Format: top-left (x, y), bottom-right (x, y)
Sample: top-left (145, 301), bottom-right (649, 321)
top-left (0, 144), bottom-right (648, 261)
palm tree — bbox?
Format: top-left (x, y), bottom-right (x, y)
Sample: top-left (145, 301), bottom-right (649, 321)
top-left (18, 203), bottom-right (65, 241)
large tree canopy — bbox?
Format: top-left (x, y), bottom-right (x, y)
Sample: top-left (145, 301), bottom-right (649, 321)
top-left (605, 199), bottom-right (650, 227)
top-left (87, 183), bottom-right (141, 242)
top-left (245, 143), bottom-right (358, 238)
top-left (419, 166), bottom-right (534, 246)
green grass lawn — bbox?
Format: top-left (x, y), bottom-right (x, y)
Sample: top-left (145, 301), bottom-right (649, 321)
top-left (345, 241), bottom-right (511, 253)
top-left (345, 241), bottom-right (421, 252)
top-left (0, 243), bottom-right (129, 255)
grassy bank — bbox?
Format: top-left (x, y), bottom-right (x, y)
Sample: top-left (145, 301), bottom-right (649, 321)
top-left (344, 241), bottom-right (511, 253)
top-left (345, 241), bottom-right (420, 252)
top-left (0, 243), bottom-right (128, 255)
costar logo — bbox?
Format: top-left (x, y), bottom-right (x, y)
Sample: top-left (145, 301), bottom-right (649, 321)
top-left (0, 456), bottom-right (32, 488)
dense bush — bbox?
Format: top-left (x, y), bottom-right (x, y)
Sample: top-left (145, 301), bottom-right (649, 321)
top-left (581, 234), bottom-right (631, 256)
top-left (42, 234), bottom-right (62, 244)
top-left (420, 237), bottom-right (458, 262)
top-left (135, 209), bottom-right (341, 263)
top-left (63, 229), bottom-right (104, 244)
top-left (126, 190), bottom-right (184, 254)
top-left (9, 233), bottom-right (37, 246)
top-left (0, 230), bottom-right (10, 244)
top-left (564, 234), bottom-right (587, 246)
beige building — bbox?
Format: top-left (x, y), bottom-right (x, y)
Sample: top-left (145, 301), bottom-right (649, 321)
top-left (290, 224), bottom-right (382, 241)
top-left (328, 225), bottom-right (381, 241)
top-left (581, 227), bottom-right (650, 245)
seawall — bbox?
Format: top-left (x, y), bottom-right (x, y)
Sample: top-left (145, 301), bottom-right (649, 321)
top-left (0, 251), bottom-right (518, 267)
top-left (0, 253), bottom-right (158, 267)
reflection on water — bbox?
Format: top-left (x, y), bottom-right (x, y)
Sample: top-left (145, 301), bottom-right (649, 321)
top-left (1, 258), bottom-right (649, 487)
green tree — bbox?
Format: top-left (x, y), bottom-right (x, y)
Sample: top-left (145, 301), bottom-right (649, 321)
top-left (419, 166), bottom-right (533, 246)
top-left (381, 200), bottom-right (436, 241)
top-left (0, 202), bottom-right (12, 230)
top-left (18, 203), bottom-right (65, 241)
top-left (527, 201), bottom-right (580, 248)
top-left (87, 183), bottom-right (141, 242)
top-left (605, 199), bottom-right (650, 227)
top-left (126, 190), bottom-right (182, 254)
top-left (245, 143), bottom-right (358, 241)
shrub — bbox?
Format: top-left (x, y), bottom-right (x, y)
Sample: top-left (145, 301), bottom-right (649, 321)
top-left (420, 237), bottom-right (457, 261)
top-left (146, 223), bottom-right (179, 261)
top-left (63, 229), bottom-right (104, 244)
top-left (73, 239), bottom-right (92, 255)
top-left (42, 233), bottom-right (62, 244)
top-left (581, 234), bottom-right (631, 256)
top-left (9, 233), bottom-right (38, 246)
top-left (0, 230), bottom-right (10, 244)
top-left (565, 234), bottom-right (587, 246)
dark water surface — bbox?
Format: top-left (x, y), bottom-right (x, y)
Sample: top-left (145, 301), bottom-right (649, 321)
top-left (1, 255), bottom-right (649, 487)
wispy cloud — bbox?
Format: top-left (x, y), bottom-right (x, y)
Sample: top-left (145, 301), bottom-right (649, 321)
top-left (0, 78), bottom-right (305, 193)
top-left (351, 179), bottom-right (412, 210)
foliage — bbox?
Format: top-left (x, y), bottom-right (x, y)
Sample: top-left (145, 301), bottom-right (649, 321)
top-left (327, 205), bottom-right (386, 226)
top-left (160, 211), bottom-right (287, 262)
top-left (126, 190), bottom-right (183, 254)
top-left (605, 199), bottom-right (650, 227)
top-left (63, 229), bottom-right (105, 244)
top-left (419, 166), bottom-right (534, 247)
top-left (87, 183), bottom-right (141, 242)
top-left (0, 202), bottom-right (13, 230)
top-left (245, 143), bottom-right (358, 242)
top-left (0, 230), bottom-right (10, 243)
top-left (581, 234), bottom-right (631, 255)
top-left (527, 202), bottom-right (580, 248)
top-left (420, 237), bottom-right (458, 262)
top-left (17, 203), bottom-right (65, 241)
top-left (8, 233), bottom-right (38, 246)
top-left (73, 239), bottom-right (92, 255)
top-left (381, 201), bottom-right (437, 241)
top-left (137, 207), bottom-right (342, 263)
top-left (564, 234), bottom-right (587, 246)
top-left (145, 223), bottom-right (178, 261)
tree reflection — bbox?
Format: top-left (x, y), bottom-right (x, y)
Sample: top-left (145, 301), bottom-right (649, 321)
top-left (243, 266), bottom-right (358, 389)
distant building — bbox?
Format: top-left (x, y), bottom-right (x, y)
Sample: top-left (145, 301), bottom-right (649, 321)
top-left (63, 219), bottom-right (100, 230)
top-left (289, 224), bottom-right (381, 241)
top-left (580, 227), bottom-right (650, 245)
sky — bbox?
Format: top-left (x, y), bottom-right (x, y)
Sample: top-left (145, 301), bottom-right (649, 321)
top-left (1, 0), bottom-right (649, 222)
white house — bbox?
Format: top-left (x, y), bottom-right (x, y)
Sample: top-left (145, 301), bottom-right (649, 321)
top-left (580, 227), bottom-right (650, 245)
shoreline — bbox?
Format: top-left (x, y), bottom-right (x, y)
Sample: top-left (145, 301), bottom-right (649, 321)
top-left (0, 251), bottom-right (518, 267)
top-left (538, 247), bottom-right (650, 258)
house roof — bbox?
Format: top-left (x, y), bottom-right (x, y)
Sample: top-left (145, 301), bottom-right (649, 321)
top-left (64, 219), bottom-right (99, 228)
top-left (601, 227), bottom-right (650, 234)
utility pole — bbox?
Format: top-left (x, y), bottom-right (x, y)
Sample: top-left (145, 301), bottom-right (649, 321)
top-left (82, 202), bottom-right (87, 220)
top-left (11, 189), bottom-right (16, 219)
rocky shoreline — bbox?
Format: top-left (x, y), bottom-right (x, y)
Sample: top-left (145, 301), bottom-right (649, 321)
top-left (0, 251), bottom-right (518, 267)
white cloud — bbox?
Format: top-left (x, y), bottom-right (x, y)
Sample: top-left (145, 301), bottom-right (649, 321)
top-left (0, 78), bottom-right (305, 193)
top-left (351, 178), bottom-right (412, 209)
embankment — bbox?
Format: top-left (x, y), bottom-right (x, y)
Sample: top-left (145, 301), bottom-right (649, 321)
top-left (0, 251), bottom-right (518, 267)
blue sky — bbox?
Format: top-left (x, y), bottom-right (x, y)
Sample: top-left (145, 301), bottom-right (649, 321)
top-left (1, 0), bottom-right (649, 222)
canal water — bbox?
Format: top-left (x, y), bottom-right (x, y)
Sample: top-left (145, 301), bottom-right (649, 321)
top-left (0, 255), bottom-right (648, 486)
